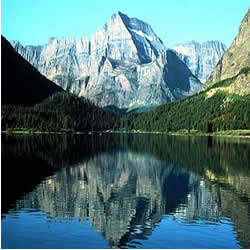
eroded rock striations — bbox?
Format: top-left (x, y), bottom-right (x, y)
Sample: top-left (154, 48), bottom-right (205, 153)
top-left (206, 8), bottom-right (250, 95)
top-left (173, 41), bottom-right (226, 83)
top-left (11, 12), bottom-right (201, 109)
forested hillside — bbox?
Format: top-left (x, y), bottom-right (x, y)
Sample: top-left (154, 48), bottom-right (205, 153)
top-left (120, 89), bottom-right (250, 133)
top-left (118, 7), bottom-right (250, 136)
top-left (2, 88), bottom-right (249, 133)
top-left (2, 92), bottom-right (119, 132)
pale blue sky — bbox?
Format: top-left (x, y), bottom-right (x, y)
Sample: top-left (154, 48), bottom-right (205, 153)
top-left (2, 0), bottom-right (249, 48)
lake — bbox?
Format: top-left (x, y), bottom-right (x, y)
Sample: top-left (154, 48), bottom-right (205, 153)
top-left (1, 133), bottom-right (250, 249)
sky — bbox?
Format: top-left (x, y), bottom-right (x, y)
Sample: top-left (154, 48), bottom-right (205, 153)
top-left (2, 0), bottom-right (249, 48)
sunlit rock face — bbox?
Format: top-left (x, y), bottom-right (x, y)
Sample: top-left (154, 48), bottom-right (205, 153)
top-left (11, 12), bottom-right (201, 109)
top-left (206, 8), bottom-right (250, 95)
top-left (174, 41), bottom-right (226, 83)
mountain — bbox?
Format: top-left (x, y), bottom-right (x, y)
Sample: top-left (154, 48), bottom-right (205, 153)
top-left (1, 36), bottom-right (118, 132)
top-left (120, 9), bottom-right (250, 133)
top-left (207, 8), bottom-right (250, 95)
top-left (173, 41), bottom-right (226, 83)
top-left (1, 36), bottom-right (63, 106)
top-left (11, 12), bottom-right (201, 109)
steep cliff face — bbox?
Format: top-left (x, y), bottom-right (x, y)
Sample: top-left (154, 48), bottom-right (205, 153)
top-left (206, 8), bottom-right (250, 95)
top-left (11, 12), bottom-right (201, 109)
top-left (174, 41), bottom-right (226, 83)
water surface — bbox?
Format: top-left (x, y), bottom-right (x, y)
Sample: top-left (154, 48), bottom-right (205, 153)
top-left (2, 134), bottom-right (250, 248)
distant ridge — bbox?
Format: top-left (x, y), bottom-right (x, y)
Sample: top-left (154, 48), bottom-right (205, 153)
top-left (174, 40), bottom-right (226, 83)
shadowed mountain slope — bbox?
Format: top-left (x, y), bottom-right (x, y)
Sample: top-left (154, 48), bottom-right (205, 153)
top-left (1, 36), bottom-right (63, 106)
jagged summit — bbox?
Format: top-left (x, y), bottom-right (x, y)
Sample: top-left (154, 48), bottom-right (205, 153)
top-left (93, 11), bottom-right (167, 64)
top-left (109, 11), bottom-right (159, 37)
top-left (175, 40), bottom-right (225, 47)
top-left (118, 12), bottom-right (157, 37)
top-left (10, 12), bottom-right (201, 109)
top-left (174, 40), bottom-right (226, 82)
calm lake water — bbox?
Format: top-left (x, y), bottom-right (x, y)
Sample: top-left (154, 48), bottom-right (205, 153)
top-left (1, 134), bottom-right (250, 249)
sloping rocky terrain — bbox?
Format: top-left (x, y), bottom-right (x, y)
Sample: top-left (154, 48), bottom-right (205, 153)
top-left (206, 8), bottom-right (250, 95)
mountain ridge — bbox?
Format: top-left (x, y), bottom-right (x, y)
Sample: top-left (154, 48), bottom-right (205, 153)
top-left (10, 12), bottom-right (201, 109)
top-left (118, 8), bottom-right (250, 133)
top-left (174, 40), bottom-right (226, 83)
top-left (206, 8), bottom-right (250, 95)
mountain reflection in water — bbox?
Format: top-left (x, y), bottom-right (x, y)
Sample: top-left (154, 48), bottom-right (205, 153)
top-left (2, 134), bottom-right (250, 248)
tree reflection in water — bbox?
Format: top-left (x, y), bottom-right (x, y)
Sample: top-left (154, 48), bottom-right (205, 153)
top-left (2, 134), bottom-right (250, 248)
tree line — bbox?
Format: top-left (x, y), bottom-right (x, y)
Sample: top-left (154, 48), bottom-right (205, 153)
top-left (2, 92), bottom-right (119, 132)
top-left (2, 91), bottom-right (250, 133)
top-left (120, 92), bottom-right (250, 133)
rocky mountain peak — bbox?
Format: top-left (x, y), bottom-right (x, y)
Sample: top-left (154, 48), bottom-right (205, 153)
top-left (92, 11), bottom-right (167, 65)
top-left (233, 8), bottom-right (250, 47)
top-left (174, 40), bottom-right (226, 82)
top-left (10, 12), bottom-right (201, 109)
top-left (119, 12), bottom-right (155, 37)
top-left (108, 11), bottom-right (159, 40)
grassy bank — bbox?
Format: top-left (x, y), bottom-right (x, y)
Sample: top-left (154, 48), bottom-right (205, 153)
top-left (118, 129), bottom-right (250, 138)
top-left (211, 129), bottom-right (250, 137)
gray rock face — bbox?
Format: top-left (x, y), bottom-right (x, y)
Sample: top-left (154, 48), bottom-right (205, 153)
top-left (11, 12), bottom-right (201, 109)
top-left (174, 41), bottom-right (226, 83)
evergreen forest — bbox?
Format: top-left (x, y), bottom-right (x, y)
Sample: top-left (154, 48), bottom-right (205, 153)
top-left (2, 89), bottom-right (250, 134)
top-left (120, 91), bottom-right (250, 133)
top-left (2, 92), bottom-right (119, 132)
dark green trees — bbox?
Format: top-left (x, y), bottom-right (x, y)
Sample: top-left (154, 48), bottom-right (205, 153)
top-left (2, 92), bottom-right (119, 132)
top-left (119, 92), bottom-right (250, 133)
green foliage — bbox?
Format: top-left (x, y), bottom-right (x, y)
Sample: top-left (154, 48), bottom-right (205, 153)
top-left (208, 66), bottom-right (250, 90)
top-left (211, 77), bottom-right (236, 89)
top-left (2, 89), bottom-right (249, 134)
top-left (119, 92), bottom-right (250, 133)
top-left (2, 92), bottom-right (119, 132)
top-left (227, 51), bottom-right (233, 58)
top-left (239, 66), bottom-right (250, 76)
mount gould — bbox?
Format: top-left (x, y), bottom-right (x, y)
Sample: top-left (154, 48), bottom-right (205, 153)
top-left (11, 12), bottom-right (204, 109)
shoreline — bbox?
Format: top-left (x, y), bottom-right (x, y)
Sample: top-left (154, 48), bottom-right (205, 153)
top-left (2, 129), bottom-right (250, 139)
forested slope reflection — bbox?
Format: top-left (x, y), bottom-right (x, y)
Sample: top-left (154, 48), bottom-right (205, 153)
top-left (2, 134), bottom-right (119, 212)
top-left (2, 134), bottom-right (250, 248)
